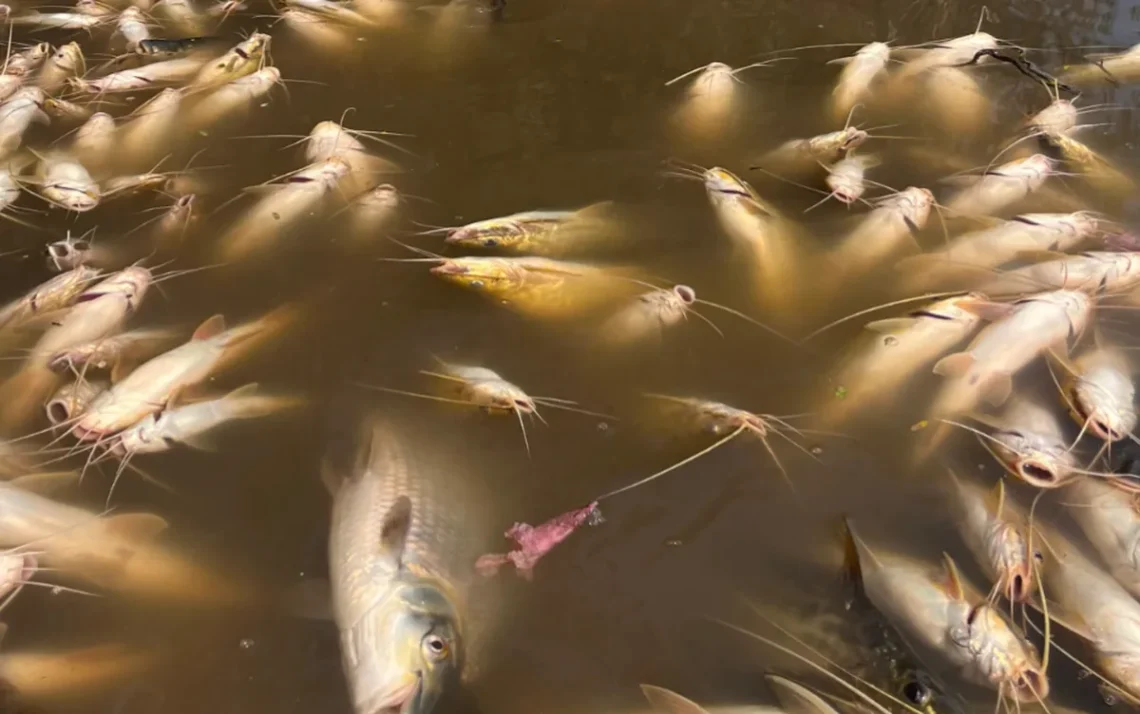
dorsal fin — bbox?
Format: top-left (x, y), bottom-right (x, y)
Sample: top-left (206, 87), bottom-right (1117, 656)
top-left (192, 314), bottom-right (226, 341)
top-left (379, 496), bottom-right (412, 569)
top-left (937, 552), bottom-right (966, 601)
top-left (639, 685), bottom-right (711, 714)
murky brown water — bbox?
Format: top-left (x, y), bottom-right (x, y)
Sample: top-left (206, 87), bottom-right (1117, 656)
top-left (3, 0), bottom-right (1140, 712)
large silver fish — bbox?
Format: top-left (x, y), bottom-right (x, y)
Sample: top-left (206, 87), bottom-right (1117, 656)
top-left (327, 418), bottom-right (474, 714)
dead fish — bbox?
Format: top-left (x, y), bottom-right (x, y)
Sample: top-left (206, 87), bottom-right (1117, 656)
top-left (757, 126), bottom-right (869, 176)
top-left (283, 0), bottom-right (379, 27)
top-left (475, 501), bottom-right (601, 580)
top-left (47, 327), bottom-right (178, 375)
top-left (701, 167), bottom-right (804, 317)
top-left (190, 32), bottom-right (270, 91)
top-left (817, 293), bottom-right (984, 426)
top-left (426, 255), bottom-right (640, 320)
top-left (944, 154), bottom-right (1056, 218)
top-left (439, 202), bottom-right (615, 256)
top-left (118, 88), bottom-right (183, 168)
top-left (947, 472), bottom-right (1035, 603)
top-left (1061, 44), bottom-right (1140, 86)
top-left (830, 42), bottom-right (890, 123)
top-left (844, 521), bottom-right (1047, 703)
top-left (1028, 99), bottom-right (1078, 137)
top-left (46, 379), bottom-right (108, 425)
top-left (44, 230), bottom-right (113, 272)
top-left (829, 186), bottom-right (933, 276)
top-left (0, 266), bottom-right (100, 333)
top-left (1043, 130), bottom-right (1137, 199)
top-left (43, 97), bottom-right (92, 124)
top-left (71, 112), bottom-right (116, 170)
top-left (73, 308), bottom-right (297, 441)
top-left (154, 0), bottom-right (206, 35)
top-left (115, 6), bottom-right (151, 50)
top-left (111, 382), bottom-right (303, 457)
top-left (1034, 524), bottom-right (1140, 704)
top-left (35, 152), bottom-right (100, 212)
top-left (0, 87), bottom-right (48, 159)
top-left (3, 42), bottom-right (50, 78)
top-left (976, 251), bottom-right (1140, 298)
top-left (969, 395), bottom-right (1077, 489)
top-left (327, 417), bottom-right (470, 714)
top-left (921, 66), bottom-right (989, 135)
top-left (0, 637), bottom-right (154, 700)
top-left (897, 212), bottom-right (1099, 291)
top-left (1065, 477), bottom-right (1140, 598)
top-left (187, 66), bottom-right (282, 130)
top-left (344, 183), bottom-right (400, 239)
top-left (894, 31), bottom-right (1000, 81)
top-left (69, 56), bottom-right (209, 94)
top-left (0, 267), bottom-right (150, 426)
top-left (599, 284), bottom-right (701, 347)
top-left (37, 42), bottom-right (84, 93)
top-left (666, 60), bottom-right (776, 139)
top-left (8, 11), bottom-right (105, 29)
top-left (218, 155), bottom-right (353, 262)
top-left (824, 154), bottom-right (880, 205)
top-left (930, 290), bottom-right (1091, 418)
top-left (1059, 339), bottom-right (1136, 443)
top-left (0, 474), bottom-right (249, 604)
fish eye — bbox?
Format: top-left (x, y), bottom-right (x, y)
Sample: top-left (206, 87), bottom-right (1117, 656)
top-left (482, 238), bottom-right (498, 247)
top-left (901, 679), bottom-right (932, 707)
top-left (73, 241), bottom-right (90, 252)
top-left (422, 634), bottom-right (450, 663)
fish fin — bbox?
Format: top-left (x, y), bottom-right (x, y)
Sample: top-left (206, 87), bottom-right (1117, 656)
top-left (639, 685), bottom-right (711, 714)
top-left (956, 298), bottom-right (1015, 321)
top-left (319, 456), bottom-right (340, 496)
top-left (839, 516), bottom-right (863, 593)
top-left (192, 314), bottom-right (226, 341)
top-left (282, 577), bottom-right (333, 621)
top-left (985, 478), bottom-right (1006, 518)
top-left (574, 200), bottom-right (615, 218)
top-left (937, 552), bottom-right (966, 601)
top-left (864, 317), bottom-right (915, 334)
top-left (379, 495), bottom-right (412, 568)
top-left (223, 382), bottom-right (259, 401)
top-left (8, 470), bottom-right (78, 495)
top-left (765, 675), bottom-right (836, 714)
top-left (103, 513), bottom-right (169, 541)
top-left (933, 352), bottom-right (975, 378)
top-left (1013, 249), bottom-right (1070, 263)
top-left (982, 373), bottom-right (1013, 406)
top-left (180, 431), bottom-right (219, 452)
top-left (826, 56), bottom-right (854, 66)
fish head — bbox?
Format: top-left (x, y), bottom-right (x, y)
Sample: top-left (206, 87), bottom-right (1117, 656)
top-left (79, 266), bottom-right (151, 306)
top-left (51, 42), bottom-right (85, 73)
top-left (1053, 289), bottom-right (1092, 332)
top-left (860, 41), bottom-right (891, 61)
top-left (27, 41), bottom-right (51, 63)
top-left (0, 550), bottom-right (35, 602)
top-left (445, 219), bottom-right (528, 250)
top-left (644, 284), bottom-right (695, 326)
top-left (470, 377), bottom-right (534, 415)
top-left (703, 167), bottom-right (757, 203)
top-left (839, 128), bottom-right (869, 153)
top-left (989, 521), bottom-right (1034, 603)
top-left (898, 186), bottom-right (935, 223)
top-left (350, 581), bottom-right (462, 714)
top-left (1015, 153), bottom-right (1057, 181)
top-left (114, 414), bottom-right (163, 456)
top-left (1071, 378), bottom-right (1137, 442)
top-left (45, 235), bottom-right (93, 272)
top-left (46, 378), bottom-right (107, 424)
top-left (430, 257), bottom-right (521, 297)
top-left (119, 6), bottom-right (144, 21)
top-left (956, 604), bottom-right (1048, 702)
top-left (1062, 211), bottom-right (1100, 240)
top-left (306, 121), bottom-right (368, 162)
top-left (689, 400), bottom-right (755, 435)
top-left (43, 180), bottom-right (100, 212)
top-left (991, 429), bottom-right (1074, 488)
top-left (240, 32), bottom-right (272, 57)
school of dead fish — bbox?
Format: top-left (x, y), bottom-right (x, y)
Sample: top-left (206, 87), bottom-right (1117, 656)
top-left (0, 1), bottom-right (1139, 713)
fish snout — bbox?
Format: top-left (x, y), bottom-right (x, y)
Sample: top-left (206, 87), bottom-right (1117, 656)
top-left (429, 261), bottom-right (466, 277)
top-left (1011, 666), bottom-right (1050, 703)
top-left (1014, 456), bottom-right (1068, 489)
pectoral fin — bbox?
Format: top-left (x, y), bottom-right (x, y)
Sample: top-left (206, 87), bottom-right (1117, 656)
top-left (8, 470), bottom-right (78, 496)
top-left (640, 685), bottom-right (711, 714)
top-left (379, 496), bottom-right (412, 569)
top-left (937, 552), bottom-right (966, 601)
top-left (864, 317), bottom-right (916, 334)
top-left (766, 675), bottom-right (840, 714)
top-left (933, 352), bottom-right (975, 378)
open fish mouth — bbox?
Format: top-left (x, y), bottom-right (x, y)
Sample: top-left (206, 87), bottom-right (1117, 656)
top-left (1010, 669), bottom-right (1049, 703)
top-left (1015, 456), bottom-right (1067, 488)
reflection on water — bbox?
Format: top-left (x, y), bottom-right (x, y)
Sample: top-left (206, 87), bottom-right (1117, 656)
top-left (0, 0), bottom-right (1139, 712)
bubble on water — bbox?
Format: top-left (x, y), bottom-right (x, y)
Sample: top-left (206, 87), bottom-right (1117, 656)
top-left (810, 445), bottom-right (823, 455)
top-left (240, 638), bottom-right (255, 650)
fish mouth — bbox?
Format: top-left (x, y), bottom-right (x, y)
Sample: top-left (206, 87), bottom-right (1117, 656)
top-left (1091, 417), bottom-right (1124, 442)
top-left (45, 399), bottom-right (72, 424)
top-left (1015, 457), bottom-right (1064, 488)
top-left (1007, 570), bottom-right (1031, 602)
top-left (1011, 668), bottom-right (1049, 703)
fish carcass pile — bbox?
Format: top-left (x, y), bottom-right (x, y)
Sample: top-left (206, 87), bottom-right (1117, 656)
top-left (1, 2), bottom-right (1140, 713)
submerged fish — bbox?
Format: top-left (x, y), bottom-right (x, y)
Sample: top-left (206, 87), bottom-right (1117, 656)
top-left (819, 293), bottom-right (983, 426)
top-left (327, 418), bottom-right (473, 714)
top-left (971, 395), bottom-right (1077, 489)
top-left (1066, 477), bottom-right (1140, 598)
top-left (929, 290), bottom-right (1091, 418)
top-left (944, 155), bottom-right (1055, 219)
top-left (830, 42), bottom-right (890, 123)
top-left (440, 202), bottom-right (615, 256)
top-left (947, 472), bottom-right (1035, 602)
top-left (976, 251), bottom-right (1140, 298)
top-left (845, 521), bottom-right (1047, 702)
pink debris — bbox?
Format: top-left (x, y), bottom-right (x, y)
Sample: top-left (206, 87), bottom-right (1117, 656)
top-left (475, 501), bottom-right (603, 581)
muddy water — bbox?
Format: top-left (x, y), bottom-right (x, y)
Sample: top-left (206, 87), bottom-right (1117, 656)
top-left (1, 0), bottom-right (1140, 712)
